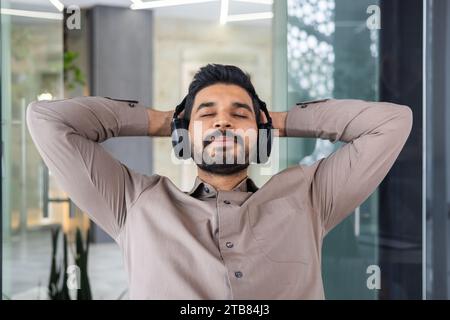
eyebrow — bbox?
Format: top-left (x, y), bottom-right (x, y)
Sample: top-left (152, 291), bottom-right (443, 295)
top-left (196, 101), bottom-right (254, 114)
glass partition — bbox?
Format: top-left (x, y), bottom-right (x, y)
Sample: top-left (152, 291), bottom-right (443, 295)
top-left (1, 0), bottom-right (67, 299)
top-left (285, 0), bottom-right (380, 299)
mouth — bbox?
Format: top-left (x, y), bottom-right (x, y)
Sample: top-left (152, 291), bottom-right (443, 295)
top-left (210, 136), bottom-right (236, 147)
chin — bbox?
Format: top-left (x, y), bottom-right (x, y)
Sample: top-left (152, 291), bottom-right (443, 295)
top-left (197, 163), bottom-right (250, 176)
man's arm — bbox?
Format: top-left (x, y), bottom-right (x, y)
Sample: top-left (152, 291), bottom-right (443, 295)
top-left (147, 108), bottom-right (173, 136)
top-left (26, 96), bottom-right (161, 240)
top-left (278, 99), bottom-right (413, 235)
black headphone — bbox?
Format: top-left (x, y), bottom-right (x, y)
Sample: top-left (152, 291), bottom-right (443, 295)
top-left (170, 94), bottom-right (273, 164)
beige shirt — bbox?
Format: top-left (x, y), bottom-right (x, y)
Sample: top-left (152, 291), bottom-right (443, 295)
top-left (26, 96), bottom-right (412, 299)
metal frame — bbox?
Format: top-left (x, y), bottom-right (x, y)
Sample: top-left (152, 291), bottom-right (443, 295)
top-left (422, 0), bottom-right (428, 301)
top-left (0, 0), bottom-right (3, 300)
top-left (426, 0), bottom-right (450, 300)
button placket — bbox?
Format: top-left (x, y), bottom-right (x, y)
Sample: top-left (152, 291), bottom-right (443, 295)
top-left (217, 192), bottom-right (248, 293)
top-left (217, 191), bottom-right (239, 259)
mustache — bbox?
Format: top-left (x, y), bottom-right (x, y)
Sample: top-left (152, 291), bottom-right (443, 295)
top-left (203, 130), bottom-right (244, 148)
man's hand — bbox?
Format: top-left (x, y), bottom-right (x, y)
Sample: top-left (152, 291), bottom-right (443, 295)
top-left (147, 108), bottom-right (173, 137)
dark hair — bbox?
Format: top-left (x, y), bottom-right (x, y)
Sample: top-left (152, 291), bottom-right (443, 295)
top-left (183, 64), bottom-right (263, 124)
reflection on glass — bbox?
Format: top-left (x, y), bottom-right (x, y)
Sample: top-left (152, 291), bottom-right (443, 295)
top-left (287, 0), bottom-right (380, 299)
top-left (287, 0), bottom-right (335, 99)
top-left (2, 0), bottom-right (68, 298)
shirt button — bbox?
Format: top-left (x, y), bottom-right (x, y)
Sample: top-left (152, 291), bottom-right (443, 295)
top-left (234, 271), bottom-right (243, 278)
top-left (226, 242), bottom-right (234, 248)
top-left (204, 186), bottom-right (209, 193)
top-left (223, 200), bottom-right (231, 204)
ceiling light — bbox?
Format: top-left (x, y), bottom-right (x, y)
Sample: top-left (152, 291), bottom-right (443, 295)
top-left (220, 0), bottom-right (229, 25)
top-left (49, 0), bottom-right (64, 12)
top-left (233, 0), bottom-right (273, 5)
top-left (0, 8), bottom-right (63, 20)
top-left (131, 0), bottom-right (218, 10)
top-left (226, 11), bottom-right (273, 22)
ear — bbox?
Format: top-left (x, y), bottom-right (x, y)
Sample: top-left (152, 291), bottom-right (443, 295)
top-left (259, 110), bottom-right (268, 123)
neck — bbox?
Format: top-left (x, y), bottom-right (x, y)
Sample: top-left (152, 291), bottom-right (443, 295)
top-left (197, 168), bottom-right (248, 191)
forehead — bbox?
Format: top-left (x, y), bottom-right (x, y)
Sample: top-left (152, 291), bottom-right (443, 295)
top-left (193, 84), bottom-right (253, 107)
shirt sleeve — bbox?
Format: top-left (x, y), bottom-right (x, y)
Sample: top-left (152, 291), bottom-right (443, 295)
top-left (285, 99), bottom-right (413, 235)
top-left (26, 96), bottom-right (160, 240)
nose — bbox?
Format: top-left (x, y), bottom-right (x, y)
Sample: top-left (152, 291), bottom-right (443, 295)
top-left (213, 118), bottom-right (233, 131)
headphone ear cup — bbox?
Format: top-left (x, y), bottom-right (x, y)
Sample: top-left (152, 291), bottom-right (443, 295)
top-left (171, 118), bottom-right (191, 160)
top-left (256, 123), bottom-right (273, 164)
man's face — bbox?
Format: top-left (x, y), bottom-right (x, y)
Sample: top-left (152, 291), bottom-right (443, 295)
top-left (188, 83), bottom-right (259, 175)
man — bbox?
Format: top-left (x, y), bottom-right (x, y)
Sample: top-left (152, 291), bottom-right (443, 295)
top-left (26, 64), bottom-right (412, 299)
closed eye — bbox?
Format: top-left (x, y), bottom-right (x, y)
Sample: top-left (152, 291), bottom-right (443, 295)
top-left (233, 114), bottom-right (248, 118)
top-left (200, 113), bottom-right (215, 117)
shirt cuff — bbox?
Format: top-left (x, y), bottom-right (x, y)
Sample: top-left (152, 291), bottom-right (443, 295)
top-left (285, 99), bottom-right (333, 138)
top-left (117, 103), bottom-right (149, 137)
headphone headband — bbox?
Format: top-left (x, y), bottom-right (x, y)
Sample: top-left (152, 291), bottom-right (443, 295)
top-left (173, 96), bottom-right (188, 119)
top-left (255, 98), bottom-right (272, 126)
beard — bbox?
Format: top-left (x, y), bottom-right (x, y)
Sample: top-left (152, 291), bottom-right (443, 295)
top-left (197, 162), bottom-right (249, 176)
top-left (192, 131), bottom-right (252, 176)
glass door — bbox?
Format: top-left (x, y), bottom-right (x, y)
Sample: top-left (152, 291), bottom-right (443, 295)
top-left (275, 0), bottom-right (424, 299)
top-left (1, 0), bottom-right (69, 299)
top-left (279, 0), bottom-right (425, 299)
top-left (286, 0), bottom-right (380, 299)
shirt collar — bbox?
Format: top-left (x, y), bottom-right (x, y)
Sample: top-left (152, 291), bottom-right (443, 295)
top-left (187, 175), bottom-right (259, 198)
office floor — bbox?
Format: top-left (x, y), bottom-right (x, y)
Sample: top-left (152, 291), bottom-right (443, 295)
top-left (3, 229), bottom-right (128, 300)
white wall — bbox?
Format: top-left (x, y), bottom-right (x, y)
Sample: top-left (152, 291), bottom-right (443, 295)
top-left (152, 16), bottom-right (273, 190)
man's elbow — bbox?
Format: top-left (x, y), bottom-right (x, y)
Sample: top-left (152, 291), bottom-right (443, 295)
top-left (26, 100), bottom-right (52, 136)
top-left (396, 105), bottom-right (413, 137)
top-left (26, 101), bottom-right (41, 131)
top-left (383, 104), bottom-right (413, 148)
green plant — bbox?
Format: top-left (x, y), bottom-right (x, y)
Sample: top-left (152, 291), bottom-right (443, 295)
top-left (75, 227), bottom-right (92, 300)
top-left (63, 50), bottom-right (86, 91)
top-left (48, 226), bottom-right (92, 300)
top-left (48, 226), bottom-right (70, 300)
